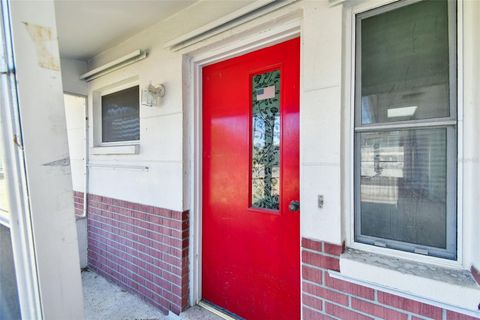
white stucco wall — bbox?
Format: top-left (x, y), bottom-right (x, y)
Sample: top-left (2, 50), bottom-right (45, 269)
top-left (460, 0), bottom-right (480, 271)
top-left (61, 58), bottom-right (88, 96)
top-left (83, 2), bottom-right (252, 212)
top-left (64, 94), bottom-right (86, 192)
top-left (300, 1), bottom-right (343, 245)
top-left (78, 0), bottom-right (480, 276)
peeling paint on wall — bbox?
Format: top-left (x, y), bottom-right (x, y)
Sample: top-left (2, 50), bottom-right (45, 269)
top-left (23, 22), bottom-right (60, 71)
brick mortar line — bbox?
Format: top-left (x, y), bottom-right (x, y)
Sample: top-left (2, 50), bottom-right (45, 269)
top-left (88, 223), bottom-right (188, 265)
top-left (88, 200), bottom-right (186, 221)
top-left (302, 304), bottom-right (324, 315)
top-left (301, 261), bottom-right (450, 319)
top-left (302, 292), bottom-right (326, 313)
top-left (88, 206), bottom-right (186, 235)
top-left (302, 304), bottom-right (342, 320)
top-left (88, 205), bottom-right (185, 233)
top-left (88, 200), bottom-right (185, 223)
top-left (350, 291), bottom-right (445, 320)
top-left (88, 211), bottom-right (189, 245)
top-left (88, 228), bottom-right (185, 275)
top-left (302, 261), bottom-right (330, 273)
top-left (88, 225), bottom-right (185, 275)
top-left (302, 279), bottom-right (326, 288)
top-left (88, 204), bottom-right (190, 234)
top-left (90, 216), bottom-right (189, 251)
top-left (88, 213), bottom-right (187, 254)
top-left (88, 244), bottom-right (185, 301)
top-left (88, 261), bottom-right (177, 310)
top-left (88, 236), bottom-right (185, 281)
top-left (88, 220), bottom-right (185, 262)
top-left (89, 245), bottom-right (186, 301)
top-left (302, 276), bottom-right (445, 320)
top-left (323, 299), bottom-right (383, 320)
top-left (302, 247), bottom-right (341, 260)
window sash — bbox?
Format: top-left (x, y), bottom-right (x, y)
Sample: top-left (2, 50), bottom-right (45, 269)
top-left (353, 0), bottom-right (458, 260)
top-left (354, 126), bottom-right (457, 259)
top-left (354, 0), bottom-right (458, 130)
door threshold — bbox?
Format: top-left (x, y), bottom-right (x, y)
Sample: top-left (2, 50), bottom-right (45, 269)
top-left (198, 300), bottom-right (244, 320)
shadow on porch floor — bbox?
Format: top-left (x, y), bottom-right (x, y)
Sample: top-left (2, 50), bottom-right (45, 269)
top-left (82, 270), bottom-right (222, 320)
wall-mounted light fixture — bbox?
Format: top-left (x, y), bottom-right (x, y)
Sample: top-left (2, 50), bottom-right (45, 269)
top-left (141, 83), bottom-right (165, 107)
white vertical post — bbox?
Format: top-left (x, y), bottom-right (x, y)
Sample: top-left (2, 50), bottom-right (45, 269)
top-left (6, 0), bottom-right (85, 318)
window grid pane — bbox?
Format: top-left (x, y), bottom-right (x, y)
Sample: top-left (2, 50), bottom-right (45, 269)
top-left (358, 128), bottom-right (447, 249)
top-left (360, 0), bottom-right (451, 125)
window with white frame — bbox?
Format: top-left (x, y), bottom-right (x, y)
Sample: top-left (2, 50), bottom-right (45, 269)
top-left (101, 85), bottom-right (140, 143)
top-left (354, 0), bottom-right (457, 260)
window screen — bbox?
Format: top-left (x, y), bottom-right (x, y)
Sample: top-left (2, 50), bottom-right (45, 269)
top-left (101, 86), bottom-right (140, 143)
top-left (354, 0), bottom-right (457, 260)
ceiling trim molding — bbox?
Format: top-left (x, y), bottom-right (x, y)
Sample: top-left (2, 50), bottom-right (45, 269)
top-left (164, 0), bottom-right (297, 52)
top-left (79, 49), bottom-right (146, 82)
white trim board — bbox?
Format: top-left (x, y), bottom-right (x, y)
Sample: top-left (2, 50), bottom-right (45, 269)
top-left (164, 0), bottom-right (297, 51)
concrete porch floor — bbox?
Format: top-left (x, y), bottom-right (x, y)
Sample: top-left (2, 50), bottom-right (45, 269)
top-left (82, 270), bottom-right (222, 320)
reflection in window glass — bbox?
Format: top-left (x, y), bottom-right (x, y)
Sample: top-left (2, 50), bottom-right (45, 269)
top-left (101, 86), bottom-right (140, 143)
top-left (360, 0), bottom-right (451, 124)
top-left (358, 128), bottom-right (447, 249)
top-left (251, 70), bottom-right (280, 210)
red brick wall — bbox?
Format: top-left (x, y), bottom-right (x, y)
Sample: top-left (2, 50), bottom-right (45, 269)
top-left (73, 191), bottom-right (84, 216)
top-left (84, 192), bottom-right (189, 314)
top-left (301, 238), bottom-right (480, 320)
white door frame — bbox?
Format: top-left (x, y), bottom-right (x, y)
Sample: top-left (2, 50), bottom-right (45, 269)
top-left (186, 15), bottom-right (302, 306)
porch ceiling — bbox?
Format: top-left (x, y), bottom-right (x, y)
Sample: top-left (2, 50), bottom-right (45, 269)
top-left (55, 0), bottom-right (259, 61)
top-left (54, 0), bottom-right (197, 60)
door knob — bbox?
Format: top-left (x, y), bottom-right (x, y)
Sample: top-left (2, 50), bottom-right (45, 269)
top-left (289, 200), bottom-right (300, 212)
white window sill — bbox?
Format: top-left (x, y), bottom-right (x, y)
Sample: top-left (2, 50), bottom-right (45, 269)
top-left (91, 144), bottom-right (139, 155)
top-left (338, 248), bottom-right (480, 314)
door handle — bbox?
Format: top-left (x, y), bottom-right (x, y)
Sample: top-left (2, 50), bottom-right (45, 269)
top-left (288, 200), bottom-right (300, 212)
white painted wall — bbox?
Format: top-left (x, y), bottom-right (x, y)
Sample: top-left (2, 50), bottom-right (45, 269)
top-left (81, 0), bottom-right (480, 304)
top-left (84, 1), bottom-right (263, 212)
top-left (460, 0), bottom-right (480, 270)
top-left (61, 58), bottom-right (88, 95)
top-left (63, 93), bottom-right (88, 268)
top-left (64, 94), bottom-right (86, 192)
top-left (300, 1), bottom-right (343, 245)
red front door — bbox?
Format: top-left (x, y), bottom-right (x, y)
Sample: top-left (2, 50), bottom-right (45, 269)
top-left (202, 38), bottom-right (300, 320)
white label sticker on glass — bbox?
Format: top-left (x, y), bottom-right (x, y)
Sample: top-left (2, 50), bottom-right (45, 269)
top-left (256, 85), bottom-right (275, 101)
